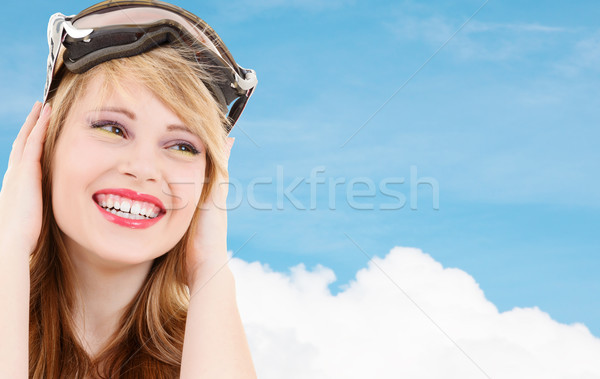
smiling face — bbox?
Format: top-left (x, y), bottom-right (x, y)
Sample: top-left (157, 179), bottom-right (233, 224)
top-left (51, 73), bottom-right (207, 269)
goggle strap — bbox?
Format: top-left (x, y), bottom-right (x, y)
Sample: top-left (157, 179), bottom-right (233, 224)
top-left (226, 87), bottom-right (255, 134)
top-left (43, 13), bottom-right (68, 103)
top-left (63, 27), bottom-right (179, 73)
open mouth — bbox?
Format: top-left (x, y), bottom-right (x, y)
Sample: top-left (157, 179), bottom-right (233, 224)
top-left (93, 193), bottom-right (165, 220)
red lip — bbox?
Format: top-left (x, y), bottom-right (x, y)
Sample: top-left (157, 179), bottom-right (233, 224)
top-left (94, 202), bottom-right (164, 229)
top-left (93, 188), bottom-right (166, 211)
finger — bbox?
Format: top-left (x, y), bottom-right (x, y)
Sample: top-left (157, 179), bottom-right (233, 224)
top-left (21, 104), bottom-right (52, 163)
top-left (225, 137), bottom-right (235, 159)
top-left (8, 102), bottom-right (42, 166)
top-left (208, 138), bottom-right (234, 206)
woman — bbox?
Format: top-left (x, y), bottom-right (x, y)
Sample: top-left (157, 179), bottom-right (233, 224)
top-left (0, 1), bottom-right (258, 378)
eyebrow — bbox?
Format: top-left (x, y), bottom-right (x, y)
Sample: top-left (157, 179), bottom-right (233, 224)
top-left (94, 108), bottom-right (196, 136)
top-left (96, 107), bottom-right (136, 120)
top-left (167, 124), bottom-right (195, 134)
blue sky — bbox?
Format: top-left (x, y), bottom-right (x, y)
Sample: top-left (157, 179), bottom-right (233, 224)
top-left (1, 0), bottom-right (599, 341)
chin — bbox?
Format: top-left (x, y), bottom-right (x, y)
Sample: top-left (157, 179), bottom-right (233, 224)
top-left (90, 246), bottom-right (165, 270)
top-left (60, 231), bottom-right (170, 271)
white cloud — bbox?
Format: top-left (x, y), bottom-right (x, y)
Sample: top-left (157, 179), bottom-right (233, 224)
top-left (385, 11), bottom-right (568, 62)
top-left (465, 21), bottom-right (566, 34)
top-left (554, 30), bottom-right (600, 77)
top-left (230, 247), bottom-right (600, 378)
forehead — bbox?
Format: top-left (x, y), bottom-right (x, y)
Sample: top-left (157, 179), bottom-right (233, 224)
top-left (56, 66), bottom-right (216, 148)
top-left (70, 73), bottom-right (185, 125)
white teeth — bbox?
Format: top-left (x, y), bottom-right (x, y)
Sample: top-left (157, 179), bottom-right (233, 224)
top-left (131, 201), bottom-right (141, 216)
top-left (120, 200), bottom-right (131, 213)
top-left (98, 194), bottom-right (107, 208)
top-left (97, 193), bottom-right (161, 220)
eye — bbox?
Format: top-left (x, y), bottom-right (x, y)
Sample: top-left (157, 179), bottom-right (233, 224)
top-left (169, 141), bottom-right (200, 156)
top-left (91, 120), bottom-right (127, 137)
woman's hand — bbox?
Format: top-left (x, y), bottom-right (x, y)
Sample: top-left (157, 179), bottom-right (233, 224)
top-left (185, 136), bottom-right (235, 287)
top-left (0, 102), bottom-right (51, 255)
top-left (180, 136), bottom-right (257, 379)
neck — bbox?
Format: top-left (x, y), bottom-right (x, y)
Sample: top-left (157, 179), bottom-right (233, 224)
top-left (64, 238), bottom-right (153, 357)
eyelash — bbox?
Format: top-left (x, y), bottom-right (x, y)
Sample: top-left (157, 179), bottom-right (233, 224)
top-left (90, 120), bottom-right (200, 156)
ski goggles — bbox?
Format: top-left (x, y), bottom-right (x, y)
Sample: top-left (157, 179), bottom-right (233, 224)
top-left (44, 0), bottom-right (257, 132)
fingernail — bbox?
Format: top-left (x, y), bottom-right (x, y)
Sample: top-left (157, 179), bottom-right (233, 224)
top-left (42, 104), bottom-right (51, 117)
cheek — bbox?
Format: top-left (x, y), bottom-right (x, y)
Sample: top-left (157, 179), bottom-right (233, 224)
top-left (51, 135), bottom-right (111, 226)
top-left (52, 146), bottom-right (83, 236)
top-left (53, 136), bottom-right (104, 187)
top-left (167, 168), bottom-right (205, 219)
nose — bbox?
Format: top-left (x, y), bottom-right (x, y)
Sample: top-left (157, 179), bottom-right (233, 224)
top-left (117, 141), bottom-right (161, 183)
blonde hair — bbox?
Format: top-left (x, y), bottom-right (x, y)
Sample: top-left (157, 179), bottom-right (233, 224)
top-left (29, 46), bottom-right (230, 378)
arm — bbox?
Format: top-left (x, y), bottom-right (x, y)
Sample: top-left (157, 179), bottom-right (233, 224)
top-left (0, 102), bottom-right (50, 377)
top-left (180, 252), bottom-right (256, 379)
top-left (0, 241), bottom-right (31, 378)
top-left (180, 137), bottom-right (257, 378)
